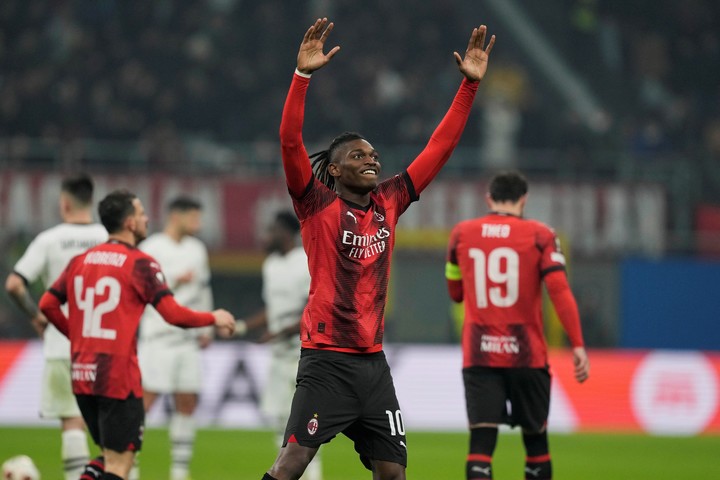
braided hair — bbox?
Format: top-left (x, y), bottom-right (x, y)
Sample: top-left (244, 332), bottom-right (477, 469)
top-left (309, 132), bottom-right (366, 191)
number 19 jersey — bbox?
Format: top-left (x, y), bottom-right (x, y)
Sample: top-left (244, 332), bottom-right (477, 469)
top-left (48, 240), bottom-right (172, 399)
top-left (446, 213), bottom-right (566, 368)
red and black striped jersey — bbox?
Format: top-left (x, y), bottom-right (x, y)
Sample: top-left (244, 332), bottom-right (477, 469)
top-left (447, 213), bottom-right (579, 368)
top-left (292, 174), bottom-right (416, 352)
top-left (43, 240), bottom-right (213, 398)
top-left (281, 72), bottom-right (479, 353)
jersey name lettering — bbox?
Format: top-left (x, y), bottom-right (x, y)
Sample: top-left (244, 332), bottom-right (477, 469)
top-left (481, 224), bottom-right (511, 238)
top-left (83, 251), bottom-right (128, 267)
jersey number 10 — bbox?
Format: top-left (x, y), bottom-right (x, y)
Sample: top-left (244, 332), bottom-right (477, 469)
top-left (74, 276), bottom-right (120, 340)
top-left (469, 247), bottom-right (519, 308)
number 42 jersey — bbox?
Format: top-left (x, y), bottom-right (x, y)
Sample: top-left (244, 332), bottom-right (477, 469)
top-left (446, 213), bottom-right (567, 369)
top-left (46, 241), bottom-right (176, 399)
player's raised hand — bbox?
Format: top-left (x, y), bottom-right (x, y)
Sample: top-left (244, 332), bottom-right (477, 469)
top-left (297, 17), bottom-right (340, 75)
top-left (212, 309), bottom-right (236, 337)
top-left (454, 25), bottom-right (495, 82)
top-left (573, 346), bottom-right (590, 383)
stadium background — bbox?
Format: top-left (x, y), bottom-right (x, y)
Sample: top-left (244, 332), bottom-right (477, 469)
top-left (1, 0), bottom-right (720, 478)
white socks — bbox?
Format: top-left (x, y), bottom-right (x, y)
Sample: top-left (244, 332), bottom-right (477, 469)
top-left (169, 414), bottom-right (196, 480)
top-left (61, 429), bottom-right (90, 480)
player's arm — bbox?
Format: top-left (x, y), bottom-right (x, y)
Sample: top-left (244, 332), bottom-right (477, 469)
top-left (544, 270), bottom-right (589, 383)
top-left (234, 308), bottom-right (268, 337)
top-left (38, 290), bottom-right (69, 338)
top-left (280, 18), bottom-right (340, 198)
top-left (5, 273), bottom-right (48, 336)
top-left (406, 25), bottom-right (495, 194)
top-left (154, 295), bottom-right (235, 337)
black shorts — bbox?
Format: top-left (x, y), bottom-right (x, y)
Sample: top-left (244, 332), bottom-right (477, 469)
top-left (284, 349), bottom-right (407, 469)
top-left (75, 393), bottom-right (144, 453)
top-left (463, 366), bottom-right (551, 432)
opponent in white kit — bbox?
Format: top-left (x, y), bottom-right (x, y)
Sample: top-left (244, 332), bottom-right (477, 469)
top-left (5, 174), bottom-right (108, 480)
top-left (137, 196), bottom-right (213, 480)
top-left (237, 210), bottom-right (322, 480)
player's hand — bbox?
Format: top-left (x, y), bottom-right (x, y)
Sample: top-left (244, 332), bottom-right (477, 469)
top-left (454, 25), bottom-right (495, 82)
top-left (573, 346), bottom-right (590, 383)
top-left (211, 309), bottom-right (236, 337)
top-left (197, 334), bottom-right (212, 349)
top-left (30, 313), bottom-right (48, 338)
top-left (297, 17), bottom-right (340, 74)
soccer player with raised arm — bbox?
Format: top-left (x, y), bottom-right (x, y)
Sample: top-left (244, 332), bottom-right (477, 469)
top-left (5, 174), bottom-right (107, 480)
top-left (39, 190), bottom-right (236, 480)
top-left (137, 196), bottom-right (214, 480)
top-left (263, 18), bottom-right (495, 480)
top-left (445, 172), bottom-right (590, 480)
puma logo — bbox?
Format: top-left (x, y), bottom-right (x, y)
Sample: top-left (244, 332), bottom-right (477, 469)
top-left (525, 466), bottom-right (542, 477)
top-left (471, 465), bottom-right (491, 475)
top-left (346, 211), bottom-right (357, 223)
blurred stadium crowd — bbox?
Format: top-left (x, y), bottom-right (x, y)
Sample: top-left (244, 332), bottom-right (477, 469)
top-left (0, 0), bottom-right (718, 180)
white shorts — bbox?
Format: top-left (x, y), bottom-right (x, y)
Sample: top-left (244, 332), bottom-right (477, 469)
top-left (261, 353), bottom-right (300, 431)
top-left (138, 340), bottom-right (202, 394)
top-left (40, 358), bottom-right (81, 419)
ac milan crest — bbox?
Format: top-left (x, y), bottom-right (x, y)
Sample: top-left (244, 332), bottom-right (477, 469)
top-left (307, 417), bottom-right (319, 435)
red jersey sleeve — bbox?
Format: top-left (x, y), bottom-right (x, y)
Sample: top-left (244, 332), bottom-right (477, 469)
top-left (154, 295), bottom-right (214, 328)
top-left (132, 256), bottom-right (172, 306)
top-left (544, 270), bottom-right (584, 347)
top-left (406, 78), bottom-right (479, 194)
top-left (39, 290), bottom-right (69, 338)
top-left (537, 225), bottom-right (567, 277)
top-left (40, 261), bottom-right (73, 337)
top-left (280, 73), bottom-right (315, 199)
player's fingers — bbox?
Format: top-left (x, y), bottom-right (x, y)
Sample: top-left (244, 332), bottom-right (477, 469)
top-left (453, 51), bottom-right (463, 66)
top-left (485, 35), bottom-right (496, 55)
top-left (476, 25), bottom-right (486, 50)
top-left (320, 21), bottom-right (334, 42)
top-left (326, 45), bottom-right (341, 61)
top-left (466, 27), bottom-right (477, 53)
top-left (315, 17), bottom-right (328, 38)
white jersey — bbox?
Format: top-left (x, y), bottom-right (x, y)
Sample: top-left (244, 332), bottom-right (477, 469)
top-left (139, 233), bottom-right (213, 343)
top-left (263, 246), bottom-right (311, 357)
top-left (13, 223), bottom-right (108, 359)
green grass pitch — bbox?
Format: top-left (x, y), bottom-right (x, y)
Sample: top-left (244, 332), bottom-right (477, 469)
top-left (1, 427), bottom-right (718, 479)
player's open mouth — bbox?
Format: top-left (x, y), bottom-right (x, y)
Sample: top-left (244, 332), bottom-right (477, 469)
top-left (361, 169), bottom-right (378, 175)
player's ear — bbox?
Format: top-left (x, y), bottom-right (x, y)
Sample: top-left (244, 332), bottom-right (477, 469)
top-left (484, 193), bottom-right (493, 210)
top-left (327, 161), bottom-right (341, 178)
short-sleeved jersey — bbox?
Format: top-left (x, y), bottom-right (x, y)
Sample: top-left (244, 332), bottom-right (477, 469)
top-left (262, 245), bottom-right (311, 357)
top-left (138, 233), bottom-right (213, 343)
top-left (48, 240), bottom-right (172, 399)
top-left (293, 173), bottom-right (417, 353)
top-left (13, 223), bottom-right (108, 359)
top-left (447, 213), bottom-right (566, 368)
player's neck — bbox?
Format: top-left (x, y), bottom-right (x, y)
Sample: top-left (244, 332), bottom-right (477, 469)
top-left (62, 209), bottom-right (93, 225)
top-left (488, 202), bottom-right (523, 217)
top-left (108, 231), bottom-right (136, 247)
top-left (336, 185), bottom-right (372, 207)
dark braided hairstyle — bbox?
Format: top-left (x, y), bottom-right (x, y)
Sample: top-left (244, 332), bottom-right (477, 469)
top-left (309, 132), bottom-right (366, 191)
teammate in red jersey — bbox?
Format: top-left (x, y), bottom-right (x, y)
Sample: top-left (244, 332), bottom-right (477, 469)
top-left (39, 190), bottom-right (236, 480)
top-left (262, 18), bottom-right (495, 480)
top-left (446, 171), bottom-right (590, 480)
